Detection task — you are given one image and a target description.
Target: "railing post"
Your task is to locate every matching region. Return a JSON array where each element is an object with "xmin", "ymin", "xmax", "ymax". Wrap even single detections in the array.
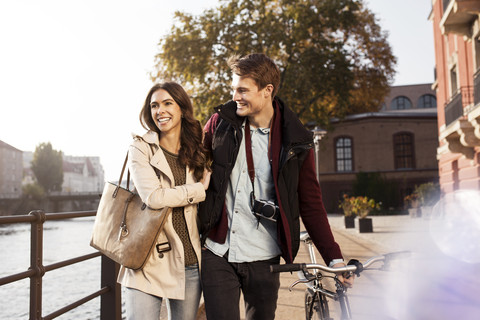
[
  {"xmin": 29, "ymin": 210, "xmax": 46, "ymax": 320},
  {"xmin": 100, "ymin": 255, "xmax": 121, "ymax": 319}
]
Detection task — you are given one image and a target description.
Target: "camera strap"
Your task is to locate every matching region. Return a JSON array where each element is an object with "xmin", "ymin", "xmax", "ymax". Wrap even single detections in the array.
[
  {"xmin": 244, "ymin": 118, "xmax": 256, "ymax": 198},
  {"xmin": 244, "ymin": 118, "xmax": 260, "ymax": 226}
]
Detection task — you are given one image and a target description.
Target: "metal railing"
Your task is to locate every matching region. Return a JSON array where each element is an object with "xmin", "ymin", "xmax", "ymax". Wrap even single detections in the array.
[
  {"xmin": 474, "ymin": 69, "xmax": 480, "ymax": 106},
  {"xmin": 444, "ymin": 86, "xmax": 473, "ymax": 126},
  {"xmin": 0, "ymin": 210, "xmax": 121, "ymax": 320}
]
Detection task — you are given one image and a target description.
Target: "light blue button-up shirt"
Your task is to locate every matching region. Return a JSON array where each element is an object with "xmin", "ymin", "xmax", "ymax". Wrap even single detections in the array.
[{"xmin": 206, "ymin": 121, "xmax": 281, "ymax": 262}]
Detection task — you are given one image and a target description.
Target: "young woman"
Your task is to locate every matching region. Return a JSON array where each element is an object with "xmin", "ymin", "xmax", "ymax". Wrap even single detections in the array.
[{"xmin": 117, "ymin": 82, "xmax": 211, "ymax": 320}]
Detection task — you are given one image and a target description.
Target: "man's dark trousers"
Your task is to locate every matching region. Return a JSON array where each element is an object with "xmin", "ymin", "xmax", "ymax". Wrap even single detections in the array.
[{"xmin": 201, "ymin": 248, "xmax": 280, "ymax": 320}]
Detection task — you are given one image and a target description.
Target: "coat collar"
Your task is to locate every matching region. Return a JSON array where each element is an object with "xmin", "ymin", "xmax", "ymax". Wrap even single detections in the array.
[
  {"xmin": 133, "ymin": 130, "xmax": 159, "ymax": 145},
  {"xmin": 132, "ymin": 131, "xmax": 176, "ymax": 186}
]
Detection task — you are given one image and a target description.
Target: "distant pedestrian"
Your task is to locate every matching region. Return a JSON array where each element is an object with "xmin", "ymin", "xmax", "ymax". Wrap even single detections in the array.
[{"xmin": 118, "ymin": 82, "xmax": 211, "ymax": 320}]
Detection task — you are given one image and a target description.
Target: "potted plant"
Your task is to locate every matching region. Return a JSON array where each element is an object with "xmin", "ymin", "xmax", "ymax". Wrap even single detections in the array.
[
  {"xmin": 339, "ymin": 194, "xmax": 355, "ymax": 228},
  {"xmin": 404, "ymin": 193, "xmax": 420, "ymax": 218},
  {"xmin": 350, "ymin": 196, "xmax": 380, "ymax": 233},
  {"xmin": 414, "ymin": 183, "xmax": 440, "ymax": 218}
]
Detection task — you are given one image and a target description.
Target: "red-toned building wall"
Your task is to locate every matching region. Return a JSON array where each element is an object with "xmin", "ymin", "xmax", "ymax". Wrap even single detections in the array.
[{"xmin": 430, "ymin": 0, "xmax": 480, "ymax": 194}]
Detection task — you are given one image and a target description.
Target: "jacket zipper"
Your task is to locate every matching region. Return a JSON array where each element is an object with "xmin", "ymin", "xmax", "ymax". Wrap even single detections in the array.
[{"xmin": 280, "ymin": 142, "xmax": 314, "ymax": 170}]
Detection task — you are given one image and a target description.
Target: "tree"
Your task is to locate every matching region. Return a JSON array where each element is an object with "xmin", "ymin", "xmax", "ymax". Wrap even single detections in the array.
[
  {"xmin": 152, "ymin": 0, "xmax": 396, "ymax": 125},
  {"xmin": 22, "ymin": 183, "xmax": 46, "ymax": 200},
  {"xmin": 31, "ymin": 142, "xmax": 63, "ymax": 193}
]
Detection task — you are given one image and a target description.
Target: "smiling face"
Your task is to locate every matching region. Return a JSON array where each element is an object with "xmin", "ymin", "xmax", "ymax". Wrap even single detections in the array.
[
  {"xmin": 150, "ymin": 89, "xmax": 182, "ymax": 136},
  {"xmin": 232, "ymin": 74, "xmax": 273, "ymax": 119}
]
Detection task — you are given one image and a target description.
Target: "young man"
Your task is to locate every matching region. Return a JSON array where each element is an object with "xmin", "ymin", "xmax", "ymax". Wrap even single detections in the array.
[{"xmin": 198, "ymin": 53, "xmax": 353, "ymax": 320}]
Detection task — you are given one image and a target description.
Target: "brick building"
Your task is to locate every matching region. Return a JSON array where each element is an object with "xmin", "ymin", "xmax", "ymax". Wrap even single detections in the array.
[
  {"xmin": 429, "ymin": 0, "xmax": 480, "ymax": 194},
  {"xmin": 314, "ymin": 84, "xmax": 439, "ymax": 212}
]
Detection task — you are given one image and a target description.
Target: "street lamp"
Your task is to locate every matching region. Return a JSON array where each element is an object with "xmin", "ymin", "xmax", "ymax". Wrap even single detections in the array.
[{"xmin": 312, "ymin": 127, "xmax": 327, "ymax": 182}]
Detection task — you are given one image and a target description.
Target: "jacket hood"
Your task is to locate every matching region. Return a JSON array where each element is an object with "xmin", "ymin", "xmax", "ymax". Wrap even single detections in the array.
[
  {"xmin": 214, "ymin": 100, "xmax": 242, "ymax": 126},
  {"xmin": 275, "ymin": 97, "xmax": 313, "ymax": 148}
]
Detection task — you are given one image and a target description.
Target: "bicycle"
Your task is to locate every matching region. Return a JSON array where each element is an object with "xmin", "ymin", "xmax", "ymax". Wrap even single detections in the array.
[{"xmin": 270, "ymin": 231, "xmax": 410, "ymax": 320}]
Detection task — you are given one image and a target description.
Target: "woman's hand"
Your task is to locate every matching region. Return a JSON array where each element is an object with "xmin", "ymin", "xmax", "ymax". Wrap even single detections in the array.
[{"xmin": 202, "ymin": 168, "xmax": 212, "ymax": 190}]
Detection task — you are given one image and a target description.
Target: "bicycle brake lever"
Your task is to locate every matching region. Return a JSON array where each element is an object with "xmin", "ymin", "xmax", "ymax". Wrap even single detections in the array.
[{"xmin": 288, "ymin": 279, "xmax": 311, "ymax": 291}]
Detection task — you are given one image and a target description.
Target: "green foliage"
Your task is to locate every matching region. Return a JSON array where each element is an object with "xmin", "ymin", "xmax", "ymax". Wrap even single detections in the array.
[
  {"xmin": 22, "ymin": 183, "xmax": 46, "ymax": 201},
  {"xmin": 153, "ymin": 0, "xmax": 396, "ymax": 125},
  {"xmin": 339, "ymin": 194, "xmax": 354, "ymax": 216},
  {"xmin": 339, "ymin": 194, "xmax": 381, "ymax": 218},
  {"xmin": 404, "ymin": 192, "xmax": 419, "ymax": 208},
  {"xmin": 413, "ymin": 182, "xmax": 440, "ymax": 206},
  {"xmin": 31, "ymin": 142, "xmax": 63, "ymax": 194},
  {"xmin": 353, "ymin": 172, "xmax": 398, "ymax": 208}
]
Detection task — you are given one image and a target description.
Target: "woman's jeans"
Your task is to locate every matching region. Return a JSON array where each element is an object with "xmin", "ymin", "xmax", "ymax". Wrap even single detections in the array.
[{"xmin": 125, "ymin": 264, "xmax": 201, "ymax": 320}]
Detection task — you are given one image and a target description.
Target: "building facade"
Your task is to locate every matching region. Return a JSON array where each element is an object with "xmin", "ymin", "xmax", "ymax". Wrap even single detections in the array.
[
  {"xmin": 0, "ymin": 140, "xmax": 23, "ymax": 198},
  {"xmin": 22, "ymin": 152, "xmax": 105, "ymax": 194},
  {"xmin": 430, "ymin": 0, "xmax": 480, "ymax": 194},
  {"xmin": 315, "ymin": 85, "xmax": 439, "ymax": 212},
  {"xmin": 62, "ymin": 156, "xmax": 105, "ymax": 193}
]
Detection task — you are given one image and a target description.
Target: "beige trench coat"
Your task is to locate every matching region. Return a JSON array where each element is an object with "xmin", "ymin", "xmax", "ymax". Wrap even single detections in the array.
[{"xmin": 117, "ymin": 131, "xmax": 205, "ymax": 299}]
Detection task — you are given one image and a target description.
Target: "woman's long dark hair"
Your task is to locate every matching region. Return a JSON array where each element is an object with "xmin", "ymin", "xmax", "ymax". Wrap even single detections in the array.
[{"xmin": 140, "ymin": 82, "xmax": 210, "ymax": 181}]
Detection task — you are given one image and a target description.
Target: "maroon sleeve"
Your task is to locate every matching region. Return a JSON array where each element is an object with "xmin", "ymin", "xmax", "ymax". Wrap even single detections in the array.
[
  {"xmin": 297, "ymin": 149, "xmax": 343, "ymax": 265},
  {"xmin": 203, "ymin": 113, "xmax": 220, "ymax": 151}
]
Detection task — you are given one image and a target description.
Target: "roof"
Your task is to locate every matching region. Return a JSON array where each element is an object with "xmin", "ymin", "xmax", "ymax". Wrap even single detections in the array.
[
  {"xmin": 0, "ymin": 140, "xmax": 23, "ymax": 152},
  {"xmin": 331, "ymin": 108, "xmax": 437, "ymax": 123},
  {"xmin": 63, "ymin": 157, "xmax": 98, "ymax": 176}
]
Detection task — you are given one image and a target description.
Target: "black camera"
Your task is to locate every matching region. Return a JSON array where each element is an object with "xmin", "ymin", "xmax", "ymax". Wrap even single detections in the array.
[{"xmin": 252, "ymin": 199, "xmax": 279, "ymax": 222}]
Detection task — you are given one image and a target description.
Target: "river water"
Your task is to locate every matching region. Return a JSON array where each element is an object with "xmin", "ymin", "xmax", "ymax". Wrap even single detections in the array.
[{"xmin": 0, "ymin": 217, "xmax": 118, "ymax": 319}]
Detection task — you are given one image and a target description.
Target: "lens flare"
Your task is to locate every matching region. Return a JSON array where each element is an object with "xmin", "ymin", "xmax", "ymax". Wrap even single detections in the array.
[{"xmin": 429, "ymin": 189, "xmax": 480, "ymax": 264}]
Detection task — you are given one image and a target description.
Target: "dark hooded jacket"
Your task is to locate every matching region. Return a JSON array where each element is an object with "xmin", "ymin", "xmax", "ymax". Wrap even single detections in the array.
[{"xmin": 198, "ymin": 97, "xmax": 342, "ymax": 264}]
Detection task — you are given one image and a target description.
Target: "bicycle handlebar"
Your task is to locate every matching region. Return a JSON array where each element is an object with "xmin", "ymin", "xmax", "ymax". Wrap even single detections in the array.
[
  {"xmin": 270, "ymin": 262, "xmax": 359, "ymax": 274},
  {"xmin": 270, "ymin": 263, "xmax": 306, "ymax": 273},
  {"xmin": 270, "ymin": 251, "xmax": 410, "ymax": 274}
]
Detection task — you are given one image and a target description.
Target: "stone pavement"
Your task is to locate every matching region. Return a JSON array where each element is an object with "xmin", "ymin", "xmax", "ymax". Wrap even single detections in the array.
[
  {"xmin": 273, "ymin": 214, "xmax": 480, "ymax": 320},
  {"xmin": 191, "ymin": 214, "xmax": 480, "ymax": 320}
]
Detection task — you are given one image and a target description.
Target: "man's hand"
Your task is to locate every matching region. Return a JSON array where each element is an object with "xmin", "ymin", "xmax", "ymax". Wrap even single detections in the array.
[{"xmin": 332, "ymin": 262, "xmax": 354, "ymax": 288}]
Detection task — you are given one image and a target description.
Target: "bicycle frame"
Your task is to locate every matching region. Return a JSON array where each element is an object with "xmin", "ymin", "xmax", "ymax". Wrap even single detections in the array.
[
  {"xmin": 277, "ymin": 232, "xmax": 410, "ymax": 320},
  {"xmin": 301, "ymin": 231, "xmax": 353, "ymax": 320}
]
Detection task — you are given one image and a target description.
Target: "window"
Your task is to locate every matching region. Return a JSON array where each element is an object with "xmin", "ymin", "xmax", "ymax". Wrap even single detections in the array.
[
  {"xmin": 417, "ymin": 94, "xmax": 437, "ymax": 108},
  {"xmin": 393, "ymin": 133, "xmax": 415, "ymax": 169},
  {"xmin": 335, "ymin": 137, "xmax": 353, "ymax": 172},
  {"xmin": 391, "ymin": 96, "xmax": 412, "ymax": 110},
  {"xmin": 450, "ymin": 65, "xmax": 458, "ymax": 94}
]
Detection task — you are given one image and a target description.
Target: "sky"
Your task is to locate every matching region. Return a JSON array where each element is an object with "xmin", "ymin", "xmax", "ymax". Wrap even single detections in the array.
[{"xmin": 0, "ymin": 0, "xmax": 435, "ymax": 181}]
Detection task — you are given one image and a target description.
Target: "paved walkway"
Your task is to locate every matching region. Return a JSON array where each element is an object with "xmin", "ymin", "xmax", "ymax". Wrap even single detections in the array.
[
  {"xmin": 274, "ymin": 214, "xmax": 480, "ymax": 320},
  {"xmin": 192, "ymin": 214, "xmax": 480, "ymax": 319}
]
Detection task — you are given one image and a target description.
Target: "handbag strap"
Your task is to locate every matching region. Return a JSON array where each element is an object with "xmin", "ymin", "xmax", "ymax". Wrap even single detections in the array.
[
  {"xmin": 118, "ymin": 143, "xmax": 168, "ymax": 238},
  {"xmin": 116, "ymin": 143, "xmax": 158, "ymax": 198},
  {"xmin": 113, "ymin": 153, "xmax": 129, "ymax": 197}
]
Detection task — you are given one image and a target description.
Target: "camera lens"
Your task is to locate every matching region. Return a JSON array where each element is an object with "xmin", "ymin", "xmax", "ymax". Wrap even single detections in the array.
[{"xmin": 261, "ymin": 204, "xmax": 276, "ymax": 218}]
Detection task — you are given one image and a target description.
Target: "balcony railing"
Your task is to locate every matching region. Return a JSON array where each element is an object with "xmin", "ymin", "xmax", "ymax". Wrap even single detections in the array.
[
  {"xmin": 474, "ymin": 69, "xmax": 480, "ymax": 106},
  {"xmin": 444, "ymin": 86, "xmax": 473, "ymax": 126}
]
